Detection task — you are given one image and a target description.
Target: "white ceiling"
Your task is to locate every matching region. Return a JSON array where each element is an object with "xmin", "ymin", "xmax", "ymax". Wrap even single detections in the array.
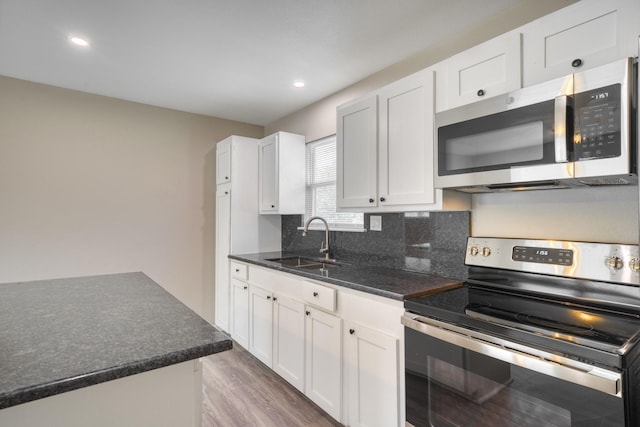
[{"xmin": 0, "ymin": 0, "xmax": 529, "ymax": 126}]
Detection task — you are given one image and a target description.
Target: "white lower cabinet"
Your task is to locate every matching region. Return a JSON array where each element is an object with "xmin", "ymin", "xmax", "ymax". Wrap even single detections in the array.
[
  {"xmin": 305, "ymin": 307, "xmax": 343, "ymax": 421},
  {"xmin": 273, "ymin": 295, "xmax": 306, "ymax": 393},
  {"xmin": 345, "ymin": 321, "xmax": 399, "ymax": 427},
  {"xmin": 248, "ymin": 285, "xmax": 273, "ymax": 367},
  {"xmin": 230, "ymin": 278, "xmax": 249, "ymax": 349},
  {"xmin": 239, "ymin": 263, "xmax": 403, "ymax": 425}
]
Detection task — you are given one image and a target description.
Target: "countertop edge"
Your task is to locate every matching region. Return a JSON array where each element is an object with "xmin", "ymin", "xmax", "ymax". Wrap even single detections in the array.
[
  {"xmin": 229, "ymin": 253, "xmax": 464, "ymax": 301},
  {"xmin": 0, "ymin": 339, "xmax": 232, "ymax": 410}
]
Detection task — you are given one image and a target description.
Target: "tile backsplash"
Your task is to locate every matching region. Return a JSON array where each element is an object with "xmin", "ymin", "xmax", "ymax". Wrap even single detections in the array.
[{"xmin": 282, "ymin": 211, "xmax": 470, "ymax": 280}]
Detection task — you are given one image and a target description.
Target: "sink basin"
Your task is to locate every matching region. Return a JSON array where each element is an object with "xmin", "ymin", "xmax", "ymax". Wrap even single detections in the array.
[{"xmin": 266, "ymin": 256, "xmax": 341, "ymax": 270}]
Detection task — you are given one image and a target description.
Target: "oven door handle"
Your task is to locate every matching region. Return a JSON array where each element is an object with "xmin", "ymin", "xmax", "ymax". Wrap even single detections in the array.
[{"xmin": 402, "ymin": 313, "xmax": 622, "ymax": 397}]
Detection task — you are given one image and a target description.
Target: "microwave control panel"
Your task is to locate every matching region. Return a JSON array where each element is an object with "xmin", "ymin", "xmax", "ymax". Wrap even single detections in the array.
[{"xmin": 573, "ymin": 83, "xmax": 621, "ymax": 161}]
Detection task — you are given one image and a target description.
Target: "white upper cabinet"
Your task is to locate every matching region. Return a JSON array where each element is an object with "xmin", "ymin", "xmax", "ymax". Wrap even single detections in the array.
[
  {"xmin": 435, "ymin": 32, "xmax": 522, "ymax": 112},
  {"xmin": 337, "ymin": 68, "xmax": 467, "ymax": 213},
  {"xmin": 336, "ymin": 94, "xmax": 378, "ymax": 210},
  {"xmin": 259, "ymin": 131, "xmax": 306, "ymax": 215},
  {"xmin": 522, "ymin": 0, "xmax": 640, "ymax": 86},
  {"xmin": 378, "ymin": 69, "xmax": 436, "ymax": 207},
  {"xmin": 216, "ymin": 139, "xmax": 231, "ymax": 185}
]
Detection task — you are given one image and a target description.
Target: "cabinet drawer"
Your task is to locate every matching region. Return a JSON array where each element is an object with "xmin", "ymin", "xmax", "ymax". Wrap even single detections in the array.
[
  {"xmin": 302, "ymin": 281, "xmax": 336, "ymax": 312},
  {"xmin": 230, "ymin": 262, "xmax": 248, "ymax": 280}
]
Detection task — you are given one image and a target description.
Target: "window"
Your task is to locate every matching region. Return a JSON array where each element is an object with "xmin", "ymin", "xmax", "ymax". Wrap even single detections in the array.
[{"xmin": 305, "ymin": 135, "xmax": 364, "ymax": 230}]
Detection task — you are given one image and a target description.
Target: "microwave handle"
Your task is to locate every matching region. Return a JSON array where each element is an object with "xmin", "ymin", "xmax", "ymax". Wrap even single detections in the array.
[{"xmin": 554, "ymin": 95, "xmax": 569, "ymax": 163}]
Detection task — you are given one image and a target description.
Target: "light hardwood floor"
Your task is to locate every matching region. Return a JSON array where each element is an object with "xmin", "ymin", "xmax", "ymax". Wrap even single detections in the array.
[{"xmin": 202, "ymin": 343, "xmax": 344, "ymax": 427}]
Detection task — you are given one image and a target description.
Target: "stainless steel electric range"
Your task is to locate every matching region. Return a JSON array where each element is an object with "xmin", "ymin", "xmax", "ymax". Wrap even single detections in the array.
[{"xmin": 403, "ymin": 237, "xmax": 640, "ymax": 427}]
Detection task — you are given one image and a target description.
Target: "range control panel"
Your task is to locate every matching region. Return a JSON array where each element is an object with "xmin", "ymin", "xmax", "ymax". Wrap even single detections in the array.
[
  {"xmin": 512, "ymin": 246, "xmax": 573, "ymax": 266},
  {"xmin": 466, "ymin": 237, "xmax": 640, "ymax": 285}
]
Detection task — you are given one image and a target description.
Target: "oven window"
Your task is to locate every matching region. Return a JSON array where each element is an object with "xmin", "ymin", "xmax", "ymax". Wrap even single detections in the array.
[{"xmin": 405, "ymin": 329, "xmax": 624, "ymax": 427}]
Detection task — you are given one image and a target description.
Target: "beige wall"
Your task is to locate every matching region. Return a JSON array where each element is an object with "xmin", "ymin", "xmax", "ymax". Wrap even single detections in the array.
[
  {"xmin": 266, "ymin": 0, "xmax": 578, "ymax": 142},
  {"xmin": 0, "ymin": 76, "xmax": 263, "ymax": 321}
]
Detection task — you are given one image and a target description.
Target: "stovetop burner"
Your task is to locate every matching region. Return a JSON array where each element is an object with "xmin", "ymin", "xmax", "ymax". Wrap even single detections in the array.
[
  {"xmin": 405, "ymin": 238, "xmax": 640, "ymax": 369},
  {"xmin": 463, "ymin": 286, "xmax": 640, "ymax": 352},
  {"xmin": 405, "ymin": 284, "xmax": 640, "ymax": 368}
]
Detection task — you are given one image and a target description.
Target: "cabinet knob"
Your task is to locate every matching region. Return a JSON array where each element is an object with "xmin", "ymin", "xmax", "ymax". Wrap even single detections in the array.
[
  {"xmin": 224, "ymin": 176, "xmax": 229, "ymax": 180},
  {"xmin": 267, "ymin": 296, "xmax": 271, "ymax": 300},
  {"xmin": 273, "ymin": 297, "xmax": 277, "ymax": 302},
  {"xmin": 243, "ymin": 286, "xmax": 247, "ymax": 290},
  {"xmin": 235, "ymin": 268, "xmax": 240, "ymax": 272},
  {"xmin": 313, "ymin": 291, "xmax": 318, "ymax": 297},
  {"xmin": 477, "ymin": 89, "xmax": 485, "ymax": 97},
  {"xmin": 224, "ymin": 191, "xmax": 229, "ymax": 195},
  {"xmin": 571, "ymin": 58, "xmax": 583, "ymax": 68},
  {"xmin": 369, "ymin": 198, "xmax": 374, "ymax": 203},
  {"xmin": 380, "ymin": 197, "xmax": 386, "ymax": 202},
  {"xmin": 271, "ymin": 205, "xmax": 275, "ymax": 208},
  {"xmin": 306, "ymin": 310, "xmax": 310, "ymax": 316},
  {"xmin": 349, "ymin": 329, "xmax": 355, "ymax": 335}
]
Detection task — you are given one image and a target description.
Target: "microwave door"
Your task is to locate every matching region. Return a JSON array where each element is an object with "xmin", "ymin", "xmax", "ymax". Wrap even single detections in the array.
[{"xmin": 435, "ymin": 76, "xmax": 573, "ymax": 190}]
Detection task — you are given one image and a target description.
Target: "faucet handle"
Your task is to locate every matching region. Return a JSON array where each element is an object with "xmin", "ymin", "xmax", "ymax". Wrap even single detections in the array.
[{"xmin": 319, "ymin": 241, "xmax": 328, "ymax": 254}]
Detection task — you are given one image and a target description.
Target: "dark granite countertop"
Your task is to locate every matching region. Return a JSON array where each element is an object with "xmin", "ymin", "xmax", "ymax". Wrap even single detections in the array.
[
  {"xmin": 0, "ymin": 272, "xmax": 231, "ymax": 410},
  {"xmin": 229, "ymin": 252, "xmax": 463, "ymax": 301}
]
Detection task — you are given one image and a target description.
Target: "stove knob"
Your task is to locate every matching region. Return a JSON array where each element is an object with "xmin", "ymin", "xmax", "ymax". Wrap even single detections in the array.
[
  {"xmin": 629, "ymin": 258, "xmax": 640, "ymax": 272},
  {"xmin": 482, "ymin": 247, "xmax": 492, "ymax": 257},
  {"xmin": 469, "ymin": 246, "xmax": 479, "ymax": 256},
  {"xmin": 605, "ymin": 256, "xmax": 623, "ymax": 270}
]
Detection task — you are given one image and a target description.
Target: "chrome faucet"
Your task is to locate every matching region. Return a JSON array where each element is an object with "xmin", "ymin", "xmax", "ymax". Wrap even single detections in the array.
[{"xmin": 302, "ymin": 216, "xmax": 331, "ymax": 260}]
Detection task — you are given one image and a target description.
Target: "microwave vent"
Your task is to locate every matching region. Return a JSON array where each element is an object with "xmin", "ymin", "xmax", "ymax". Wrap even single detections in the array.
[{"xmin": 578, "ymin": 175, "xmax": 638, "ymax": 186}]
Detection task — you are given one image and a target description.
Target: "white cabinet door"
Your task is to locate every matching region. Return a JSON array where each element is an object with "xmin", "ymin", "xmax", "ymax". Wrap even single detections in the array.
[
  {"xmin": 273, "ymin": 295, "xmax": 305, "ymax": 393},
  {"xmin": 214, "ymin": 185, "xmax": 231, "ymax": 332},
  {"xmin": 249, "ymin": 285, "xmax": 273, "ymax": 367},
  {"xmin": 305, "ymin": 307, "xmax": 342, "ymax": 421},
  {"xmin": 345, "ymin": 321, "xmax": 400, "ymax": 427},
  {"xmin": 258, "ymin": 132, "xmax": 305, "ymax": 214},
  {"xmin": 378, "ymin": 68, "xmax": 436, "ymax": 207},
  {"xmin": 436, "ymin": 32, "xmax": 521, "ymax": 112},
  {"xmin": 216, "ymin": 139, "xmax": 231, "ymax": 185},
  {"xmin": 522, "ymin": 0, "xmax": 639, "ymax": 86},
  {"xmin": 336, "ymin": 94, "xmax": 378, "ymax": 210},
  {"xmin": 230, "ymin": 278, "xmax": 249, "ymax": 349},
  {"xmin": 258, "ymin": 133, "xmax": 278, "ymax": 213}
]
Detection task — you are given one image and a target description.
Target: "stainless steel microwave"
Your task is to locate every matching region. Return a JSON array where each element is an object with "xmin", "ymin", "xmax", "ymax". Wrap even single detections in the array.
[{"xmin": 435, "ymin": 57, "xmax": 637, "ymax": 192}]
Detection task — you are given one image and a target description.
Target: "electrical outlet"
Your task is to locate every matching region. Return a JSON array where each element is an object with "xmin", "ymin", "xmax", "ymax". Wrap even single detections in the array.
[{"xmin": 370, "ymin": 215, "xmax": 382, "ymax": 231}]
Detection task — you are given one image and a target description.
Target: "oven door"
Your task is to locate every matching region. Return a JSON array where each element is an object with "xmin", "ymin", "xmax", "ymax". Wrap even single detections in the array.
[
  {"xmin": 435, "ymin": 74, "xmax": 574, "ymax": 191},
  {"xmin": 402, "ymin": 314, "xmax": 625, "ymax": 427}
]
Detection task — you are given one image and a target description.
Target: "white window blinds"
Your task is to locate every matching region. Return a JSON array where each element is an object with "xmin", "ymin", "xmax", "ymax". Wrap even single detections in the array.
[{"xmin": 305, "ymin": 135, "xmax": 364, "ymax": 230}]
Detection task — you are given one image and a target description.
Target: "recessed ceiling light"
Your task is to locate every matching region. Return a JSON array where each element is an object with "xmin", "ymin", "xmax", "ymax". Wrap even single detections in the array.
[
  {"xmin": 69, "ymin": 36, "xmax": 90, "ymax": 47},
  {"xmin": 293, "ymin": 81, "xmax": 305, "ymax": 88}
]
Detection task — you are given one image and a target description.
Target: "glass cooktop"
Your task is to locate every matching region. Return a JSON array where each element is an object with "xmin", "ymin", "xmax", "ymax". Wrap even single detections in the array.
[{"xmin": 405, "ymin": 284, "xmax": 640, "ymax": 368}]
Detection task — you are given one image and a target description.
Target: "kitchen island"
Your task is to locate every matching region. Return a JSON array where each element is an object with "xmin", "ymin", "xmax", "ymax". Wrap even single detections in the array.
[{"xmin": 0, "ymin": 272, "xmax": 231, "ymax": 426}]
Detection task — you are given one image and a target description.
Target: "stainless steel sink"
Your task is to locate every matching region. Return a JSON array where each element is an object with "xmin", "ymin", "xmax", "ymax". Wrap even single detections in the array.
[{"xmin": 266, "ymin": 256, "xmax": 341, "ymax": 270}]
